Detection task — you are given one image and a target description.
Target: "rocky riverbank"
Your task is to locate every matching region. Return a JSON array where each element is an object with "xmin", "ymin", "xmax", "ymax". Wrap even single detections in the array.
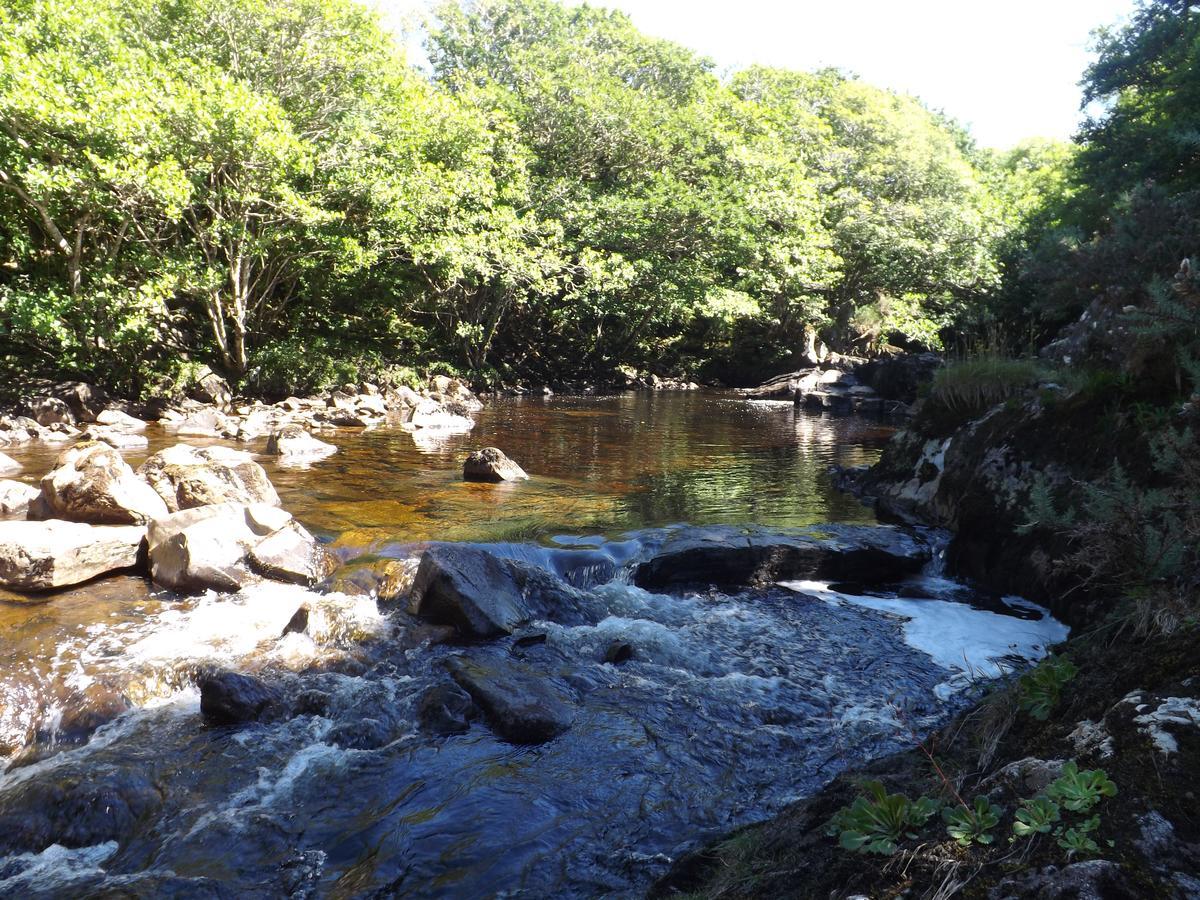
[{"xmin": 657, "ymin": 339, "xmax": 1200, "ymax": 896}]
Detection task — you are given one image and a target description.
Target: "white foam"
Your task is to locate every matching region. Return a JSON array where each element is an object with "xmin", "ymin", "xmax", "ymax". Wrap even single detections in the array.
[
  {"xmin": 779, "ymin": 580, "xmax": 1069, "ymax": 682},
  {"xmin": 0, "ymin": 841, "xmax": 118, "ymax": 893}
]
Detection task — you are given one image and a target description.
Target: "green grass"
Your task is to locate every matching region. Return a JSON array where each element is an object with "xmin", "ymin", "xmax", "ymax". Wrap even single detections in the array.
[{"xmin": 927, "ymin": 357, "xmax": 1046, "ymax": 420}]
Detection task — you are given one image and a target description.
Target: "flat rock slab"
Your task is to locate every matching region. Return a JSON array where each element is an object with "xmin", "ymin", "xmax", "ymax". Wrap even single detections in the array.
[
  {"xmin": 0, "ymin": 520, "xmax": 145, "ymax": 590},
  {"xmin": 630, "ymin": 524, "xmax": 929, "ymax": 590},
  {"xmin": 445, "ymin": 656, "xmax": 574, "ymax": 744}
]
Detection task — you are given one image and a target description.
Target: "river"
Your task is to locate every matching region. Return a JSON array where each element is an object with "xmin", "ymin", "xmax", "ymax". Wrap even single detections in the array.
[{"xmin": 0, "ymin": 392, "xmax": 1067, "ymax": 897}]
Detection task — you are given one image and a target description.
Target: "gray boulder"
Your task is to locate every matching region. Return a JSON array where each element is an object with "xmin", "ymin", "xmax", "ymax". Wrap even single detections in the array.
[
  {"xmin": 445, "ymin": 657, "xmax": 574, "ymax": 744},
  {"xmin": 198, "ymin": 670, "xmax": 279, "ymax": 725},
  {"xmin": 80, "ymin": 425, "xmax": 149, "ymax": 450},
  {"xmin": 463, "ymin": 447, "xmax": 528, "ymax": 482},
  {"xmin": 0, "ymin": 520, "xmax": 144, "ymax": 590},
  {"xmin": 248, "ymin": 521, "xmax": 336, "ymax": 586},
  {"xmin": 0, "ymin": 452, "xmax": 21, "ymax": 475},
  {"xmin": 38, "ymin": 442, "xmax": 168, "ymax": 525},
  {"xmin": 411, "ymin": 545, "xmax": 532, "ymax": 638},
  {"xmin": 146, "ymin": 502, "xmax": 293, "ymax": 593},
  {"xmin": 139, "ymin": 444, "xmax": 280, "ymax": 512},
  {"xmin": 189, "ymin": 365, "xmax": 233, "ymax": 411},
  {"xmin": 95, "ymin": 409, "xmax": 147, "ymax": 431}
]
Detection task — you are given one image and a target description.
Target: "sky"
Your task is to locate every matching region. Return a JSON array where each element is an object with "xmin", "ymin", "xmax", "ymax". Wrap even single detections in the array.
[{"xmin": 368, "ymin": 0, "xmax": 1135, "ymax": 148}]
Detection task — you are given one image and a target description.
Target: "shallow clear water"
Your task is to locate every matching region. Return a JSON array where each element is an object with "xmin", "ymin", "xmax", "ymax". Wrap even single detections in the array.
[{"xmin": 0, "ymin": 393, "xmax": 1066, "ymax": 898}]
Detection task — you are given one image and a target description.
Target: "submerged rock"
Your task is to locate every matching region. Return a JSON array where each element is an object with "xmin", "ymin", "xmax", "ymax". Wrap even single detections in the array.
[
  {"xmin": 416, "ymin": 681, "xmax": 480, "ymax": 735},
  {"xmin": 139, "ymin": 444, "xmax": 280, "ymax": 512},
  {"xmin": 631, "ymin": 524, "xmax": 929, "ymax": 590},
  {"xmin": 0, "ymin": 520, "xmax": 144, "ymax": 590},
  {"xmin": 198, "ymin": 670, "xmax": 279, "ymax": 725},
  {"xmin": 37, "ymin": 442, "xmax": 168, "ymax": 525},
  {"xmin": 463, "ymin": 447, "xmax": 528, "ymax": 482},
  {"xmin": 444, "ymin": 657, "xmax": 574, "ymax": 744}
]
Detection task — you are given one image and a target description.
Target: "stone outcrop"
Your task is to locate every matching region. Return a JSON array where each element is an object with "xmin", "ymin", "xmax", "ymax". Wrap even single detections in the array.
[
  {"xmin": 0, "ymin": 520, "xmax": 144, "ymax": 590},
  {"xmin": 37, "ymin": 442, "xmax": 168, "ymax": 525},
  {"xmin": 463, "ymin": 447, "xmax": 528, "ymax": 482},
  {"xmin": 139, "ymin": 444, "xmax": 279, "ymax": 512},
  {"xmin": 444, "ymin": 656, "xmax": 575, "ymax": 744}
]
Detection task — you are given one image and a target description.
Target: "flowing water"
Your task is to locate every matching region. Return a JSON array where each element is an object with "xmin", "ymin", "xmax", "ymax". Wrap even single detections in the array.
[{"xmin": 0, "ymin": 393, "xmax": 1067, "ymax": 898}]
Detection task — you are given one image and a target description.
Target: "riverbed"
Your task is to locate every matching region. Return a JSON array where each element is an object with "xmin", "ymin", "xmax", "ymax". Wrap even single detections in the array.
[{"xmin": 0, "ymin": 392, "xmax": 1067, "ymax": 897}]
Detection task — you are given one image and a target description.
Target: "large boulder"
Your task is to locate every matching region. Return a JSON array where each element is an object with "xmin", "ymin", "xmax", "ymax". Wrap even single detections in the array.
[
  {"xmin": 463, "ymin": 447, "xmax": 528, "ymax": 483},
  {"xmin": 146, "ymin": 502, "xmax": 293, "ymax": 593},
  {"xmin": 172, "ymin": 407, "xmax": 234, "ymax": 438},
  {"xmin": 48, "ymin": 381, "xmax": 108, "ymax": 423},
  {"xmin": 139, "ymin": 445, "xmax": 280, "ymax": 512},
  {"xmin": 410, "ymin": 545, "xmax": 594, "ymax": 639},
  {"xmin": 630, "ymin": 524, "xmax": 930, "ymax": 590},
  {"xmin": 410, "ymin": 545, "xmax": 532, "ymax": 638},
  {"xmin": 444, "ymin": 657, "xmax": 574, "ymax": 744},
  {"xmin": 38, "ymin": 442, "xmax": 168, "ymax": 525},
  {"xmin": 0, "ymin": 520, "xmax": 144, "ymax": 590},
  {"xmin": 24, "ymin": 396, "xmax": 73, "ymax": 427},
  {"xmin": 265, "ymin": 425, "xmax": 336, "ymax": 460},
  {"xmin": 247, "ymin": 521, "xmax": 336, "ymax": 586},
  {"xmin": 95, "ymin": 409, "xmax": 147, "ymax": 432},
  {"xmin": 79, "ymin": 424, "xmax": 149, "ymax": 450}
]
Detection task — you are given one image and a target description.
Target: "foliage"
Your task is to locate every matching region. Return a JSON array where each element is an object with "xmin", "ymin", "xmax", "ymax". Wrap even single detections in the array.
[
  {"xmin": 1012, "ymin": 796, "xmax": 1062, "ymax": 837},
  {"xmin": 942, "ymin": 795, "xmax": 1002, "ymax": 847},
  {"xmin": 826, "ymin": 781, "xmax": 940, "ymax": 855},
  {"xmin": 925, "ymin": 357, "xmax": 1044, "ymax": 420},
  {"xmin": 1056, "ymin": 815, "xmax": 1103, "ymax": 857},
  {"xmin": 1046, "ymin": 762, "xmax": 1118, "ymax": 813},
  {"xmin": 1016, "ymin": 656, "xmax": 1079, "ymax": 721}
]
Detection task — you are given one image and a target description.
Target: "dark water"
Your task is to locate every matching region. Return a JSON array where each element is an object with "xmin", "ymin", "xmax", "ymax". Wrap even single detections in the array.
[{"xmin": 0, "ymin": 393, "xmax": 1065, "ymax": 898}]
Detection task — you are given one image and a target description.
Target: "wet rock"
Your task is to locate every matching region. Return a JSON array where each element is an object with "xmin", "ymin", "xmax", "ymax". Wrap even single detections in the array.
[
  {"xmin": 0, "ymin": 769, "xmax": 162, "ymax": 854},
  {"xmin": 0, "ymin": 480, "xmax": 39, "ymax": 518},
  {"xmin": 982, "ymin": 756, "xmax": 1064, "ymax": 798},
  {"xmin": 0, "ymin": 520, "xmax": 144, "ymax": 590},
  {"xmin": 416, "ymin": 682, "xmax": 479, "ymax": 735},
  {"xmin": 631, "ymin": 524, "xmax": 929, "ymax": 590},
  {"xmin": 603, "ymin": 641, "xmax": 634, "ymax": 664},
  {"xmin": 463, "ymin": 447, "xmax": 528, "ymax": 482},
  {"xmin": 38, "ymin": 442, "xmax": 168, "ymax": 525},
  {"xmin": 146, "ymin": 502, "xmax": 293, "ymax": 593},
  {"xmin": 139, "ymin": 444, "xmax": 280, "ymax": 512},
  {"xmin": 0, "ymin": 452, "xmax": 20, "ymax": 475},
  {"xmin": 198, "ymin": 670, "xmax": 279, "ymax": 725},
  {"xmin": 410, "ymin": 545, "xmax": 533, "ymax": 638},
  {"xmin": 444, "ymin": 657, "xmax": 574, "ymax": 744},
  {"xmin": 280, "ymin": 605, "xmax": 309, "ymax": 637},
  {"xmin": 80, "ymin": 424, "xmax": 149, "ymax": 450},
  {"xmin": 327, "ymin": 716, "xmax": 394, "ymax": 749},
  {"xmin": 265, "ymin": 425, "xmax": 337, "ymax": 459},
  {"xmin": 248, "ymin": 522, "xmax": 336, "ymax": 586},
  {"xmin": 95, "ymin": 408, "xmax": 147, "ymax": 431}
]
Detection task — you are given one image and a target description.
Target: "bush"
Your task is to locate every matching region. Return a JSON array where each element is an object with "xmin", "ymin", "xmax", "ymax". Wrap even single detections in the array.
[{"xmin": 244, "ymin": 337, "xmax": 427, "ymax": 397}]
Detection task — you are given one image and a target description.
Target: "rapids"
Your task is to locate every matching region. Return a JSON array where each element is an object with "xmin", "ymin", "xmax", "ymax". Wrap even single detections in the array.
[{"xmin": 0, "ymin": 393, "xmax": 1066, "ymax": 897}]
